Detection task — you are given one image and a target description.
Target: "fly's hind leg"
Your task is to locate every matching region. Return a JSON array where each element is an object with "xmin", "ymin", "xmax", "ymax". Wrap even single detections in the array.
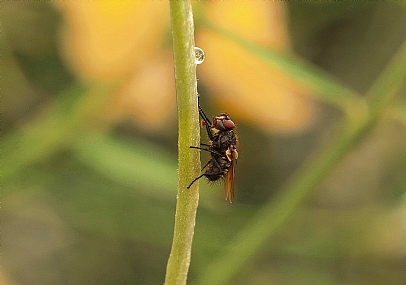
[{"xmin": 187, "ymin": 174, "xmax": 205, "ymax": 189}]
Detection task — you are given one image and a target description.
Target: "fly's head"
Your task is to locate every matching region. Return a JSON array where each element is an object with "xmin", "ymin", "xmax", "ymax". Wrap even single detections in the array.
[{"xmin": 212, "ymin": 114, "xmax": 235, "ymax": 131}]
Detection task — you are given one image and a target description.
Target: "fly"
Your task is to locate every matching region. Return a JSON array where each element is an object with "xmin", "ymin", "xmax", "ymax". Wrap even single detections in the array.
[{"xmin": 187, "ymin": 105, "xmax": 238, "ymax": 203}]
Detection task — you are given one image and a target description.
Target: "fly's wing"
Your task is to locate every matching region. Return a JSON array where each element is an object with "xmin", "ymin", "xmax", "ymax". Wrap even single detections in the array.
[
  {"xmin": 224, "ymin": 146, "xmax": 238, "ymax": 203},
  {"xmin": 224, "ymin": 159, "xmax": 235, "ymax": 203}
]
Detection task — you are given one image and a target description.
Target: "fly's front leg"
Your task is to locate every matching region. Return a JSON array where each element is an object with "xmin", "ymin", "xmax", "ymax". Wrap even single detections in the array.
[{"xmin": 198, "ymin": 104, "xmax": 215, "ymax": 141}]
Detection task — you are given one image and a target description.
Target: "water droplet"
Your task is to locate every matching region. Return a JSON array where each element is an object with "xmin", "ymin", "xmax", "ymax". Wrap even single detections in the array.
[{"xmin": 194, "ymin": 47, "xmax": 205, "ymax": 65}]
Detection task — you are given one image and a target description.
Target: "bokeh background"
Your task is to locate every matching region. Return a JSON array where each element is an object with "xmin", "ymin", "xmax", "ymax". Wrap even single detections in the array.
[{"xmin": 2, "ymin": 1, "xmax": 406, "ymax": 284}]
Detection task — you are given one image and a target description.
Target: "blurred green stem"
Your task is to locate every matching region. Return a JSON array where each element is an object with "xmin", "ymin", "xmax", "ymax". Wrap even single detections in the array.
[
  {"xmin": 2, "ymin": 84, "xmax": 114, "ymax": 187},
  {"xmin": 205, "ymin": 22, "xmax": 363, "ymax": 112},
  {"xmin": 198, "ymin": 40, "xmax": 406, "ymax": 285},
  {"xmin": 164, "ymin": 1, "xmax": 200, "ymax": 285}
]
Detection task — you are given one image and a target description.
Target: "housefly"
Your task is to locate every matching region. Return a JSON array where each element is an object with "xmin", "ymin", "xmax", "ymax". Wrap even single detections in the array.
[{"xmin": 187, "ymin": 105, "xmax": 238, "ymax": 203}]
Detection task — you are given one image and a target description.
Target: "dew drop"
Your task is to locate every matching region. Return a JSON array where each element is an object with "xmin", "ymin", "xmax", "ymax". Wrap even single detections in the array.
[{"xmin": 194, "ymin": 47, "xmax": 205, "ymax": 64}]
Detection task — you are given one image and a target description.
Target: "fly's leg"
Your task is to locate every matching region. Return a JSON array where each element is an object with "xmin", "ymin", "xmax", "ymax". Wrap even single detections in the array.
[
  {"xmin": 186, "ymin": 174, "xmax": 205, "ymax": 189},
  {"xmin": 189, "ymin": 146, "xmax": 223, "ymax": 157},
  {"xmin": 198, "ymin": 104, "xmax": 215, "ymax": 141},
  {"xmin": 201, "ymin": 159, "xmax": 211, "ymax": 171},
  {"xmin": 198, "ymin": 104, "xmax": 212, "ymax": 126}
]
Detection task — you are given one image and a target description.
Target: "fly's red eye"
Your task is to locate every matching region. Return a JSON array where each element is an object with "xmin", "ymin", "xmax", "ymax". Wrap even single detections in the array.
[{"xmin": 223, "ymin": 119, "xmax": 235, "ymax": 129}]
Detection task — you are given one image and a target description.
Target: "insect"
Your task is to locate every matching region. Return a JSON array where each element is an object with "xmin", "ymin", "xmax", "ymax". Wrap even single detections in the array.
[{"xmin": 187, "ymin": 105, "xmax": 238, "ymax": 203}]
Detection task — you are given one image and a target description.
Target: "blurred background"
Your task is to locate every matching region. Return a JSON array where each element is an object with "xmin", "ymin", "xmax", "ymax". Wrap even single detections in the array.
[{"xmin": 2, "ymin": 1, "xmax": 406, "ymax": 284}]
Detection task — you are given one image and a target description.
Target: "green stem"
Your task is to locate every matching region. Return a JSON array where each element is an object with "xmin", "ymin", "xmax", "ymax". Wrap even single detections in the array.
[
  {"xmin": 164, "ymin": 1, "xmax": 200, "ymax": 285},
  {"xmin": 197, "ymin": 40, "xmax": 406, "ymax": 285}
]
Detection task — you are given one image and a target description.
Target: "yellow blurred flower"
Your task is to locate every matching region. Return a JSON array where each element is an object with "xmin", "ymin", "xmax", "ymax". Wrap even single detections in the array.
[
  {"xmin": 196, "ymin": 2, "xmax": 313, "ymax": 133},
  {"xmin": 55, "ymin": 1, "xmax": 173, "ymax": 131},
  {"xmin": 55, "ymin": 1, "xmax": 313, "ymax": 133}
]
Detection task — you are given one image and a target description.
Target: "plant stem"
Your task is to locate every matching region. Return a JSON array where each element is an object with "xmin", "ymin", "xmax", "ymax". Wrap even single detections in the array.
[{"xmin": 164, "ymin": 1, "xmax": 200, "ymax": 285}]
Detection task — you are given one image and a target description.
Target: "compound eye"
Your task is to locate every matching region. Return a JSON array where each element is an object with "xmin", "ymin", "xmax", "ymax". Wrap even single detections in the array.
[{"xmin": 223, "ymin": 119, "xmax": 235, "ymax": 129}]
